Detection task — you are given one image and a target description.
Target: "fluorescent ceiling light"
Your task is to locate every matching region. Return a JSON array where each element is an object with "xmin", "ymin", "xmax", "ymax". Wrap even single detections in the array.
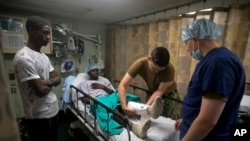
[
  {"xmin": 200, "ymin": 8, "xmax": 213, "ymax": 12},
  {"xmin": 186, "ymin": 11, "xmax": 196, "ymax": 15}
]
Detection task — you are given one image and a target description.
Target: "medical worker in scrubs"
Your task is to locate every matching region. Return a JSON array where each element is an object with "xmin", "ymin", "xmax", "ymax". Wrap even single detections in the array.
[{"xmin": 175, "ymin": 18, "xmax": 246, "ymax": 141}]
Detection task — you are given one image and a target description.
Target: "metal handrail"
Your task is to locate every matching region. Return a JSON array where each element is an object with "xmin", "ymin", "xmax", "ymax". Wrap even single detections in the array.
[
  {"xmin": 70, "ymin": 85, "xmax": 130, "ymax": 141},
  {"xmin": 114, "ymin": 79, "xmax": 183, "ymax": 103}
]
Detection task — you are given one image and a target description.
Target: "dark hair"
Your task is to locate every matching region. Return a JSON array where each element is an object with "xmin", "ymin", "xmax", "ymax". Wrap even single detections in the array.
[
  {"xmin": 26, "ymin": 16, "xmax": 49, "ymax": 33},
  {"xmin": 151, "ymin": 47, "xmax": 170, "ymax": 67}
]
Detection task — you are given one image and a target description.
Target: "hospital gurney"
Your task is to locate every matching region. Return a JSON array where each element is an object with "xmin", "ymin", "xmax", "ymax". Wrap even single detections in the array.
[{"xmin": 67, "ymin": 73, "xmax": 179, "ymax": 141}]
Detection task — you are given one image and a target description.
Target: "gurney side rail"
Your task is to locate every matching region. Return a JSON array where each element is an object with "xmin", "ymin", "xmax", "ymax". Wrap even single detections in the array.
[
  {"xmin": 114, "ymin": 80, "xmax": 182, "ymax": 103},
  {"xmin": 70, "ymin": 85, "xmax": 131, "ymax": 141}
]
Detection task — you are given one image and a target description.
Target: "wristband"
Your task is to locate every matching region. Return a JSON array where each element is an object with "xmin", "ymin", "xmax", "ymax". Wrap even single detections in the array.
[{"xmin": 49, "ymin": 78, "xmax": 55, "ymax": 86}]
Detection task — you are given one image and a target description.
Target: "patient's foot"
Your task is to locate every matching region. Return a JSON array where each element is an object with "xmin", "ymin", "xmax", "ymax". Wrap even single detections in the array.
[
  {"xmin": 132, "ymin": 120, "xmax": 151, "ymax": 139},
  {"xmin": 147, "ymin": 96, "xmax": 162, "ymax": 119}
]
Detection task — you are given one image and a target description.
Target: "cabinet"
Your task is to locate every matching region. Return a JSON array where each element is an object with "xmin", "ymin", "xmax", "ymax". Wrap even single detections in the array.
[{"xmin": 0, "ymin": 15, "xmax": 52, "ymax": 54}]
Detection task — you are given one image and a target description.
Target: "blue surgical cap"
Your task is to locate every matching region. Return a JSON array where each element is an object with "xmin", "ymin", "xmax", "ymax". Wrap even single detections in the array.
[
  {"xmin": 86, "ymin": 63, "xmax": 100, "ymax": 73},
  {"xmin": 181, "ymin": 18, "xmax": 221, "ymax": 42}
]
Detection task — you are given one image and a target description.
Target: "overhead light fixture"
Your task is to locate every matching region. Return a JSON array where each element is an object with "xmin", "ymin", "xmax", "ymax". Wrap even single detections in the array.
[
  {"xmin": 200, "ymin": 8, "xmax": 213, "ymax": 12},
  {"xmin": 186, "ymin": 11, "xmax": 196, "ymax": 15}
]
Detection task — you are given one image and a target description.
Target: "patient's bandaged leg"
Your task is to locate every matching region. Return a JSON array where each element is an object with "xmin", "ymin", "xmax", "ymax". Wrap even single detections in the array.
[
  {"xmin": 128, "ymin": 96, "xmax": 162, "ymax": 124},
  {"xmin": 127, "ymin": 101, "xmax": 150, "ymax": 124}
]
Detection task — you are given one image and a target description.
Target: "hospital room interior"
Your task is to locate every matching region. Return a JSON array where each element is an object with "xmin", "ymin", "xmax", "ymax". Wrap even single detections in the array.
[{"xmin": 1, "ymin": 0, "xmax": 250, "ymax": 141}]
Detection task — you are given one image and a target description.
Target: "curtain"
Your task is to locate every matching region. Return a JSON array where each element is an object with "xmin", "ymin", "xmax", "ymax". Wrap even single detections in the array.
[
  {"xmin": 106, "ymin": 3, "xmax": 250, "ymax": 100},
  {"xmin": 224, "ymin": 4, "xmax": 250, "ymax": 83}
]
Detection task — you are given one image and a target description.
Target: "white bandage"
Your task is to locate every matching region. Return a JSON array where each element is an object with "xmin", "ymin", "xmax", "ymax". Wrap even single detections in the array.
[{"xmin": 127, "ymin": 101, "xmax": 151, "ymax": 123}]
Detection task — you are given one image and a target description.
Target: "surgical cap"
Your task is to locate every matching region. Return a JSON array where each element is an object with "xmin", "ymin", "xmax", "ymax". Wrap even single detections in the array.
[
  {"xmin": 181, "ymin": 18, "xmax": 221, "ymax": 42},
  {"xmin": 86, "ymin": 63, "xmax": 100, "ymax": 73}
]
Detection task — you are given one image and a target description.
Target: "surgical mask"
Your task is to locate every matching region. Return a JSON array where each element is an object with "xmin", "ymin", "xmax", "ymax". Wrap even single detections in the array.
[{"xmin": 191, "ymin": 41, "xmax": 202, "ymax": 61}]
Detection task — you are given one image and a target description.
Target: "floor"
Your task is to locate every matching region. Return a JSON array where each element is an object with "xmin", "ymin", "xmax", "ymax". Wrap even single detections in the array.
[
  {"xmin": 18, "ymin": 109, "xmax": 90, "ymax": 141},
  {"xmin": 57, "ymin": 109, "xmax": 89, "ymax": 141}
]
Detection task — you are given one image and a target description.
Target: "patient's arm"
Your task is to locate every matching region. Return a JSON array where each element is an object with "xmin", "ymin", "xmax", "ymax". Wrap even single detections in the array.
[
  {"xmin": 80, "ymin": 97, "xmax": 92, "ymax": 104},
  {"xmin": 91, "ymin": 83, "xmax": 114, "ymax": 94}
]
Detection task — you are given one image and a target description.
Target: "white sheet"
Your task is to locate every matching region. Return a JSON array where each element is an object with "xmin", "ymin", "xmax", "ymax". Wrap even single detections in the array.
[
  {"xmin": 239, "ymin": 95, "xmax": 250, "ymax": 114},
  {"xmin": 70, "ymin": 73, "xmax": 180, "ymax": 141},
  {"xmin": 111, "ymin": 117, "xmax": 179, "ymax": 141}
]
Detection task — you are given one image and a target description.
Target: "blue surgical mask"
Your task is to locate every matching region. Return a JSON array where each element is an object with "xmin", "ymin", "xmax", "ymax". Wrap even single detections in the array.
[
  {"xmin": 192, "ymin": 49, "xmax": 202, "ymax": 61},
  {"xmin": 191, "ymin": 41, "xmax": 202, "ymax": 61}
]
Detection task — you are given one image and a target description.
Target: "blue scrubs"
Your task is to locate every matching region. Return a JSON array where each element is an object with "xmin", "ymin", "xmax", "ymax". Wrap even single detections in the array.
[{"xmin": 180, "ymin": 47, "xmax": 246, "ymax": 141}]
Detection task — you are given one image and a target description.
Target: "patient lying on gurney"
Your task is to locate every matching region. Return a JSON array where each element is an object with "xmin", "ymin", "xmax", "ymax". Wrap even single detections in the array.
[{"xmin": 77, "ymin": 64, "xmax": 163, "ymax": 138}]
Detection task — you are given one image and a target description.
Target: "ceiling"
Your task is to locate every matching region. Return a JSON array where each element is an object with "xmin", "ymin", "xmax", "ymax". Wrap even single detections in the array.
[{"xmin": 0, "ymin": 0, "xmax": 249, "ymax": 24}]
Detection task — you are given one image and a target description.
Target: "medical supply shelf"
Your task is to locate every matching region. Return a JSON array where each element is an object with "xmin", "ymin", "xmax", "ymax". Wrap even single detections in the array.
[{"xmin": 0, "ymin": 15, "xmax": 52, "ymax": 54}]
